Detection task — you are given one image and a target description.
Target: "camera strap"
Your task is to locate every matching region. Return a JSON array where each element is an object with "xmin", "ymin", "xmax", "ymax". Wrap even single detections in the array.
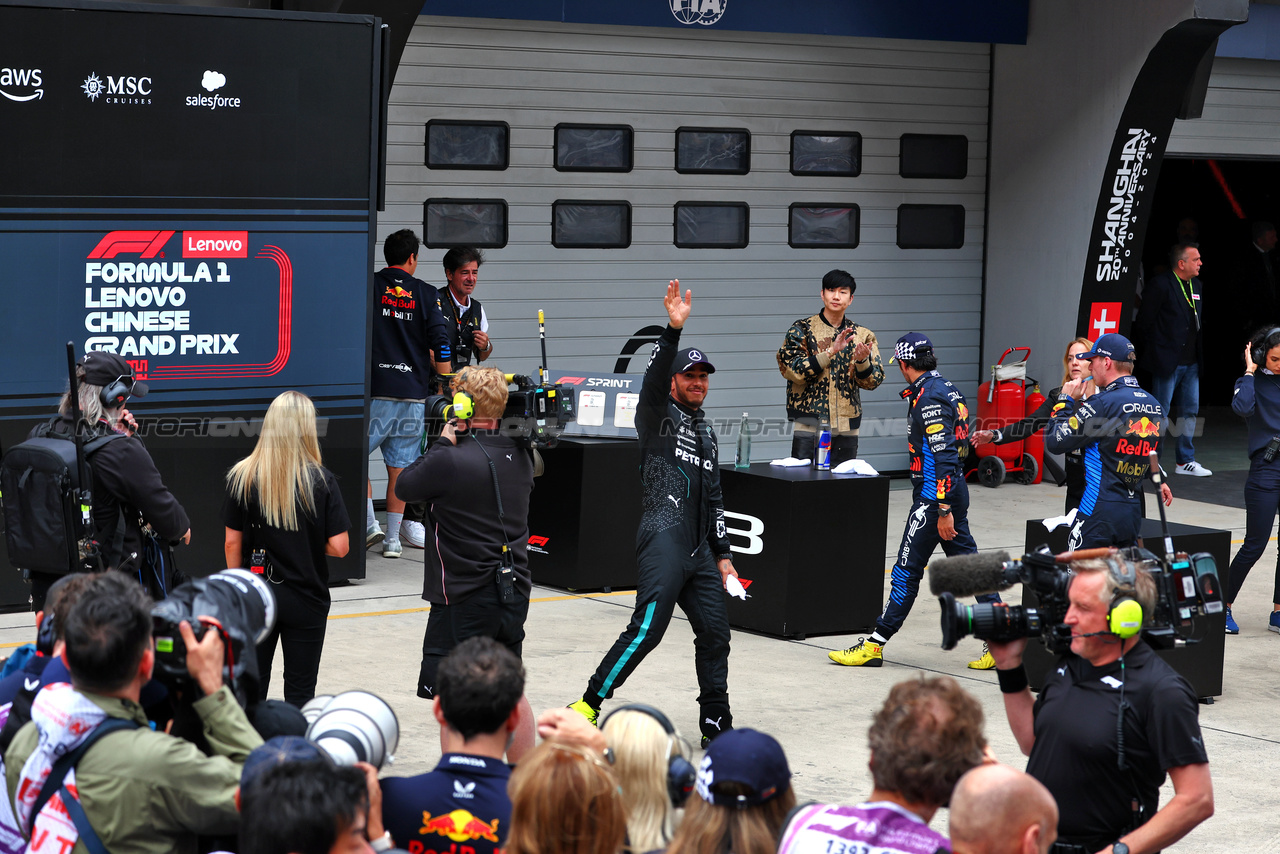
[{"xmin": 471, "ymin": 436, "xmax": 518, "ymax": 602}]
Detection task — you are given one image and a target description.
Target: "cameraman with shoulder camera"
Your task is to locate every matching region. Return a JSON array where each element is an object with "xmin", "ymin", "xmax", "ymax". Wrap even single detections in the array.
[
  {"xmin": 394, "ymin": 367, "xmax": 536, "ymax": 760},
  {"xmin": 987, "ymin": 558, "xmax": 1213, "ymax": 854},
  {"xmin": 3, "ymin": 571, "xmax": 262, "ymax": 854}
]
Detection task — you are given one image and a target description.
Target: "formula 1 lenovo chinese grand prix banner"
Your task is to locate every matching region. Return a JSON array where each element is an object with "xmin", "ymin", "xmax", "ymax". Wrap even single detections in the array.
[{"xmin": 0, "ymin": 0, "xmax": 384, "ymax": 598}]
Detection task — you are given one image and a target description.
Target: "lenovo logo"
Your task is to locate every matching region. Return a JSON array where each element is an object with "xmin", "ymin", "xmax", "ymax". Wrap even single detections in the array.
[
  {"xmin": 183, "ymin": 231, "xmax": 248, "ymax": 258},
  {"xmin": 87, "ymin": 231, "xmax": 175, "ymax": 260}
]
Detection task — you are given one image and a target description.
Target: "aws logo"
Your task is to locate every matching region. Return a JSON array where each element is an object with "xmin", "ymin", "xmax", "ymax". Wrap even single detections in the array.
[{"xmin": 0, "ymin": 66, "xmax": 42, "ymax": 102}]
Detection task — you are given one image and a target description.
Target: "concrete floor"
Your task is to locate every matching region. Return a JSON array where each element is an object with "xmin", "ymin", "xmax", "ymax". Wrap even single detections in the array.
[{"xmin": 0, "ymin": 469, "xmax": 1275, "ymax": 851}]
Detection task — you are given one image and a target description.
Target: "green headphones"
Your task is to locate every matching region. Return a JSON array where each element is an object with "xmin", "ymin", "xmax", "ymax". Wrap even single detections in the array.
[{"xmin": 1106, "ymin": 557, "xmax": 1144, "ymax": 639}]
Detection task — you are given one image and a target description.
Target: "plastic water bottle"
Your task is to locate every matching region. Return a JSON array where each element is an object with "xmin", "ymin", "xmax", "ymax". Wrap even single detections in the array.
[
  {"xmin": 816, "ymin": 421, "xmax": 832, "ymax": 470},
  {"xmin": 735, "ymin": 412, "xmax": 751, "ymax": 468}
]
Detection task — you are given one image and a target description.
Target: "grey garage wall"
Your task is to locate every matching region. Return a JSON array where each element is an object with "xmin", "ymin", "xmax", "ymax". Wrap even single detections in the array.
[
  {"xmin": 375, "ymin": 14, "xmax": 989, "ymax": 480},
  {"xmin": 1167, "ymin": 56, "xmax": 1280, "ymax": 158}
]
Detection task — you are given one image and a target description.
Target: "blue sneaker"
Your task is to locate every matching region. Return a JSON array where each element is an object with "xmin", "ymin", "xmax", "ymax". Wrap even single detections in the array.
[
  {"xmin": 1270, "ymin": 611, "xmax": 1280, "ymax": 634},
  {"xmin": 1225, "ymin": 605, "xmax": 1239, "ymax": 635}
]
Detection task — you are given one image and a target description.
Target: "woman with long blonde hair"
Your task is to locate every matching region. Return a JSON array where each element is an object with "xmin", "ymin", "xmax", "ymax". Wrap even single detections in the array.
[
  {"xmin": 600, "ymin": 705, "xmax": 691, "ymax": 853},
  {"xmin": 223, "ymin": 390, "xmax": 350, "ymax": 706}
]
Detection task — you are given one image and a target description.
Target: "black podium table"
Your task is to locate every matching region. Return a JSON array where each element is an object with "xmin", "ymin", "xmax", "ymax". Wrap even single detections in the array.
[
  {"xmin": 527, "ymin": 437, "xmax": 641, "ymax": 590},
  {"xmin": 719, "ymin": 464, "xmax": 889, "ymax": 639},
  {"xmin": 1020, "ymin": 518, "xmax": 1227, "ymax": 699}
]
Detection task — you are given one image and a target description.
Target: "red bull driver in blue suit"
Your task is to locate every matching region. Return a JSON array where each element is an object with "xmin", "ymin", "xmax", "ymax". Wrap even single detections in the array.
[
  {"xmin": 568, "ymin": 280, "xmax": 739, "ymax": 748},
  {"xmin": 829, "ymin": 332, "xmax": 1001, "ymax": 669},
  {"xmin": 1046, "ymin": 333, "xmax": 1167, "ymax": 550}
]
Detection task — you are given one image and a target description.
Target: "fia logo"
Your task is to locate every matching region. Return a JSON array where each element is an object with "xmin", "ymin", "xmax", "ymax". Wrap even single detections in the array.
[{"xmin": 671, "ymin": 0, "xmax": 725, "ymax": 26}]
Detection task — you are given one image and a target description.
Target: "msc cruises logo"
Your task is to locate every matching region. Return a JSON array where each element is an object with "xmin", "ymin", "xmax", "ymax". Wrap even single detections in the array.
[{"xmin": 670, "ymin": 0, "xmax": 725, "ymax": 26}]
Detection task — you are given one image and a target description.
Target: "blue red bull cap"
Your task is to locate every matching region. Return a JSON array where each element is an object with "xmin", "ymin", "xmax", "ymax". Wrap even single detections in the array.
[{"xmin": 1077, "ymin": 333, "xmax": 1136, "ymax": 362}]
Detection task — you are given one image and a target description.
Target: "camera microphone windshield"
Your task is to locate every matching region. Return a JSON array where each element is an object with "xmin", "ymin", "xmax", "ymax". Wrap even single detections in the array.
[{"xmin": 928, "ymin": 551, "xmax": 1015, "ymax": 598}]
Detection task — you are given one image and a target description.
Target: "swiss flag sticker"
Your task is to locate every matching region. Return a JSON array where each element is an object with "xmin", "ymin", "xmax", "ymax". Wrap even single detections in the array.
[{"xmin": 1087, "ymin": 302, "xmax": 1123, "ymax": 342}]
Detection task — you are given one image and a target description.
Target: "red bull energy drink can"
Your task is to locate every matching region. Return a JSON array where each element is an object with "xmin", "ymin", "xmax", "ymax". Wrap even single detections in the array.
[{"xmin": 816, "ymin": 426, "xmax": 832, "ymax": 470}]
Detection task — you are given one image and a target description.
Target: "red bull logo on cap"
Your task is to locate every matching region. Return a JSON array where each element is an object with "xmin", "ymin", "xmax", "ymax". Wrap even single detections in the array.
[{"xmin": 419, "ymin": 810, "xmax": 501, "ymax": 844}]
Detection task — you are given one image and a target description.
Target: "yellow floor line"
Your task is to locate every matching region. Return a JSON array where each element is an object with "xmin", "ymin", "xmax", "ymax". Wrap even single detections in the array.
[{"xmin": 327, "ymin": 589, "xmax": 633, "ymax": 621}]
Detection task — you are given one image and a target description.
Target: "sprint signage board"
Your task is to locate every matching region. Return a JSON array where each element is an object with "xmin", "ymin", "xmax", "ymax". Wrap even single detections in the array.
[{"xmin": 0, "ymin": 1, "xmax": 382, "ymax": 595}]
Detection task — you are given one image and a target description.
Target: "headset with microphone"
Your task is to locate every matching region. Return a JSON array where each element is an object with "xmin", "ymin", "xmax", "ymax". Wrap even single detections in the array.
[
  {"xmin": 599, "ymin": 703, "xmax": 697, "ymax": 807},
  {"xmin": 1105, "ymin": 556, "xmax": 1144, "ymax": 639},
  {"xmin": 99, "ymin": 374, "xmax": 136, "ymax": 409}
]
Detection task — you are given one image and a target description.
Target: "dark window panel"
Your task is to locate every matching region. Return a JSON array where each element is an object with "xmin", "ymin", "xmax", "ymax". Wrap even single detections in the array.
[
  {"xmin": 899, "ymin": 134, "xmax": 969, "ymax": 179},
  {"xmin": 676, "ymin": 127, "xmax": 750, "ymax": 174},
  {"xmin": 424, "ymin": 199, "xmax": 508, "ymax": 248},
  {"xmin": 674, "ymin": 202, "xmax": 749, "ymax": 248},
  {"xmin": 425, "ymin": 120, "xmax": 510, "ymax": 170},
  {"xmin": 789, "ymin": 204, "xmax": 860, "ymax": 248},
  {"xmin": 555, "ymin": 124, "xmax": 634, "ymax": 172},
  {"xmin": 790, "ymin": 131, "xmax": 862, "ymax": 176},
  {"xmin": 897, "ymin": 204, "xmax": 966, "ymax": 249},
  {"xmin": 552, "ymin": 201, "xmax": 632, "ymax": 248}
]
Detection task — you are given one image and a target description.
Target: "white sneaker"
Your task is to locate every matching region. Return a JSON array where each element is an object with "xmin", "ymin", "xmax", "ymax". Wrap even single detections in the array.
[
  {"xmin": 400, "ymin": 520, "xmax": 426, "ymax": 549},
  {"xmin": 1175, "ymin": 461, "xmax": 1213, "ymax": 477}
]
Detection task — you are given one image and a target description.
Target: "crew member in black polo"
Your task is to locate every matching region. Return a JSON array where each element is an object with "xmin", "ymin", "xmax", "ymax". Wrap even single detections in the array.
[{"xmin": 988, "ymin": 558, "xmax": 1213, "ymax": 854}]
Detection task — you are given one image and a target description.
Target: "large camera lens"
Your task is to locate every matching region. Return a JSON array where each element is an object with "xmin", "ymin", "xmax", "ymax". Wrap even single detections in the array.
[
  {"xmin": 938, "ymin": 592, "xmax": 1043, "ymax": 650},
  {"xmin": 424, "ymin": 395, "xmax": 453, "ymax": 422}
]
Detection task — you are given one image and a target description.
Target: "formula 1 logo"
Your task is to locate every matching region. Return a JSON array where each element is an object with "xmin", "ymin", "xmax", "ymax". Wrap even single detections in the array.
[
  {"xmin": 558, "ymin": 377, "xmax": 586, "ymax": 385},
  {"xmin": 88, "ymin": 230, "xmax": 174, "ymax": 259}
]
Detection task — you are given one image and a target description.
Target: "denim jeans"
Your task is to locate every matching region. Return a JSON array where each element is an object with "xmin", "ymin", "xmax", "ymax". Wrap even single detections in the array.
[{"xmin": 1150, "ymin": 362, "xmax": 1199, "ymax": 465}]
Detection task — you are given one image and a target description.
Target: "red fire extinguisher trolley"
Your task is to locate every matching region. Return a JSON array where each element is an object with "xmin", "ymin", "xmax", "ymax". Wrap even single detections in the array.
[{"xmin": 973, "ymin": 347, "xmax": 1045, "ymax": 487}]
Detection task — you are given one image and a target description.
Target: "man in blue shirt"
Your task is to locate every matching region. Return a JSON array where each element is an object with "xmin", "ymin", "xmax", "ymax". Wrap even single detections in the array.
[{"xmin": 380, "ymin": 637, "xmax": 521, "ymax": 854}]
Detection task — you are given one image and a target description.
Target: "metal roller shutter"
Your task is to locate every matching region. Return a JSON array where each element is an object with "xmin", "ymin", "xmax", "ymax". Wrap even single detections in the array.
[{"xmin": 376, "ymin": 15, "xmax": 989, "ymax": 478}]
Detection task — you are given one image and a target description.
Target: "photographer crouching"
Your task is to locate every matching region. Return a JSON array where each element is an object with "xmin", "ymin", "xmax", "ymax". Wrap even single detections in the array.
[
  {"xmin": 3, "ymin": 571, "xmax": 261, "ymax": 852},
  {"xmin": 395, "ymin": 366, "xmax": 536, "ymax": 761},
  {"xmin": 987, "ymin": 557, "xmax": 1213, "ymax": 854}
]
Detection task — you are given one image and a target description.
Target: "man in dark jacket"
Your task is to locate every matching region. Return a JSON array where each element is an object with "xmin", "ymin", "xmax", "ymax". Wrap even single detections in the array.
[
  {"xmin": 367, "ymin": 228, "xmax": 453, "ymax": 559},
  {"xmin": 395, "ymin": 366, "xmax": 535, "ymax": 760},
  {"xmin": 830, "ymin": 333, "xmax": 998, "ymax": 669},
  {"xmin": 1046, "ymin": 333, "xmax": 1165, "ymax": 550},
  {"xmin": 1134, "ymin": 242, "xmax": 1210, "ymax": 477},
  {"xmin": 568, "ymin": 280, "xmax": 739, "ymax": 747},
  {"xmin": 27, "ymin": 351, "xmax": 189, "ymax": 607}
]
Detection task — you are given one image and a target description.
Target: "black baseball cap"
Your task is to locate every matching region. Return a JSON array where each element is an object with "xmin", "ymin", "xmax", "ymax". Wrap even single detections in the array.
[
  {"xmin": 673, "ymin": 347, "xmax": 716, "ymax": 375},
  {"xmin": 79, "ymin": 351, "xmax": 148, "ymax": 397}
]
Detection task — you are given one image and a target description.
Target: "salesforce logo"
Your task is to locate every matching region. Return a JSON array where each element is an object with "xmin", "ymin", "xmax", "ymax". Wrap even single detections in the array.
[
  {"xmin": 670, "ymin": 0, "xmax": 725, "ymax": 26},
  {"xmin": 186, "ymin": 69, "xmax": 241, "ymax": 110}
]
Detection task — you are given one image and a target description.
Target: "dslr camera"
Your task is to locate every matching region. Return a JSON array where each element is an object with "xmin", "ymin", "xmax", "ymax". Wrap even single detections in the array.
[{"xmin": 932, "ymin": 545, "xmax": 1223, "ymax": 654}]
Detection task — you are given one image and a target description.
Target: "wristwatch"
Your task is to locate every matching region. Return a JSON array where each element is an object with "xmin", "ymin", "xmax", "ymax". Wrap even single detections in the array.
[
  {"xmin": 370, "ymin": 831, "xmax": 394, "ymax": 852},
  {"xmin": 1111, "ymin": 843, "xmax": 1129, "ymax": 854},
  {"xmin": 938, "ymin": 506, "xmax": 952, "ymax": 517}
]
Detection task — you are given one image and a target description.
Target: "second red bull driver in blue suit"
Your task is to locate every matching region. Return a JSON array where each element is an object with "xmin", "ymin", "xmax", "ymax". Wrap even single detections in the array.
[
  {"xmin": 829, "ymin": 332, "xmax": 1001, "ymax": 669},
  {"xmin": 1046, "ymin": 333, "xmax": 1168, "ymax": 550},
  {"xmin": 568, "ymin": 280, "xmax": 739, "ymax": 748}
]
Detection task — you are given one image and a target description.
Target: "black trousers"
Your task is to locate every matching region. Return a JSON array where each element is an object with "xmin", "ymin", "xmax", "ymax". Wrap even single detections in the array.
[
  {"xmin": 791, "ymin": 431, "xmax": 858, "ymax": 467},
  {"xmin": 257, "ymin": 583, "xmax": 330, "ymax": 708},
  {"xmin": 1227, "ymin": 459, "xmax": 1280, "ymax": 603},
  {"xmin": 585, "ymin": 534, "xmax": 731, "ymax": 742},
  {"xmin": 417, "ymin": 581, "xmax": 529, "ymax": 699}
]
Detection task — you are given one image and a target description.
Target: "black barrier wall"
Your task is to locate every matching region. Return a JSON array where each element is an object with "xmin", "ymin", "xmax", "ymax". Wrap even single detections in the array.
[{"xmin": 0, "ymin": 0, "xmax": 383, "ymax": 605}]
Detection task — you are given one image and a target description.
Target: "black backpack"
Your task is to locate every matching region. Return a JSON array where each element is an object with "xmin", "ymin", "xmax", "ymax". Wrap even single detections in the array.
[{"xmin": 0, "ymin": 419, "xmax": 123, "ymax": 575}]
